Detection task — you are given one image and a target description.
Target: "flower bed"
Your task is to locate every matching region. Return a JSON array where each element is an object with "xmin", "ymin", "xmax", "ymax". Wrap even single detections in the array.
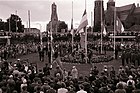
[{"xmin": 61, "ymin": 54, "xmax": 113, "ymax": 63}]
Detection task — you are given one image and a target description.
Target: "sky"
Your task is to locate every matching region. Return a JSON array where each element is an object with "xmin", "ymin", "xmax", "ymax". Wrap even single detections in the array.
[{"xmin": 0, "ymin": 0, "xmax": 139, "ymax": 32}]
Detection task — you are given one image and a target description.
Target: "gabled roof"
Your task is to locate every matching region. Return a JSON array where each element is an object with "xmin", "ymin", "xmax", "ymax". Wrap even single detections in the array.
[
  {"xmin": 134, "ymin": 7, "xmax": 140, "ymax": 13},
  {"xmin": 116, "ymin": 4, "xmax": 135, "ymax": 12}
]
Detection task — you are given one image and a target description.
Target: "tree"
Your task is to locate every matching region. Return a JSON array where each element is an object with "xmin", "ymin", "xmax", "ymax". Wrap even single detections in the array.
[
  {"xmin": 0, "ymin": 19, "xmax": 5, "ymax": 31},
  {"xmin": 58, "ymin": 21, "xmax": 68, "ymax": 32},
  {"xmin": 6, "ymin": 14, "xmax": 24, "ymax": 33}
]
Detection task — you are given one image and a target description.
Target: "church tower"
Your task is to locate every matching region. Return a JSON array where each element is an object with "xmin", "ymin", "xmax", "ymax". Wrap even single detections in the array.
[
  {"xmin": 105, "ymin": 0, "xmax": 115, "ymax": 32},
  {"xmin": 50, "ymin": 2, "xmax": 58, "ymax": 33},
  {"xmin": 107, "ymin": 0, "xmax": 115, "ymax": 10},
  {"xmin": 94, "ymin": 0, "xmax": 104, "ymax": 32},
  {"xmin": 51, "ymin": 2, "xmax": 58, "ymax": 22}
]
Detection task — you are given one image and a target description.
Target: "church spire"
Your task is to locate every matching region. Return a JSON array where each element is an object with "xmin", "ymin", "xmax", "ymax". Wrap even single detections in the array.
[{"xmin": 51, "ymin": 2, "xmax": 58, "ymax": 22}]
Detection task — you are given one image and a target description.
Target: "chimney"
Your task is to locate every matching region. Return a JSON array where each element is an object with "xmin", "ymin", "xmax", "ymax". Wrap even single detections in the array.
[{"xmin": 137, "ymin": 3, "xmax": 139, "ymax": 7}]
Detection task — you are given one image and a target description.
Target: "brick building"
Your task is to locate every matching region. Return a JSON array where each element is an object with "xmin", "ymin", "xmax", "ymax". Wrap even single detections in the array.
[{"xmin": 94, "ymin": 0, "xmax": 140, "ymax": 33}]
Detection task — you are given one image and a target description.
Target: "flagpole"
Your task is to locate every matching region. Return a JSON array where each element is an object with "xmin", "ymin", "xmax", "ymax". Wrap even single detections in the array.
[
  {"xmin": 91, "ymin": 11, "xmax": 93, "ymax": 33},
  {"xmin": 15, "ymin": 10, "xmax": 17, "ymax": 33},
  {"xmin": 101, "ymin": 0, "xmax": 103, "ymax": 54},
  {"xmin": 85, "ymin": 0, "xmax": 88, "ymax": 63},
  {"xmin": 50, "ymin": 21, "xmax": 53, "ymax": 64},
  {"xmin": 114, "ymin": 4, "xmax": 116, "ymax": 59},
  {"xmin": 72, "ymin": 1, "xmax": 74, "ymax": 52},
  {"xmin": 9, "ymin": 17, "xmax": 11, "ymax": 32},
  {"xmin": 28, "ymin": 10, "xmax": 31, "ymax": 35}
]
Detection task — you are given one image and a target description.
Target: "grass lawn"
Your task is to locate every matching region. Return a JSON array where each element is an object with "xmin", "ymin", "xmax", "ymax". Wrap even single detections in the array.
[{"xmin": 7, "ymin": 51, "xmax": 122, "ymax": 77}]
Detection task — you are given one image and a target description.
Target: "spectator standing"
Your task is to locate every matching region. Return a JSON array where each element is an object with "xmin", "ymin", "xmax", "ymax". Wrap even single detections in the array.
[
  {"xmin": 71, "ymin": 66, "xmax": 78, "ymax": 79},
  {"xmin": 57, "ymin": 83, "xmax": 68, "ymax": 93},
  {"xmin": 43, "ymin": 64, "xmax": 51, "ymax": 76},
  {"xmin": 76, "ymin": 84, "xmax": 87, "ymax": 93},
  {"xmin": 115, "ymin": 83, "xmax": 126, "ymax": 93}
]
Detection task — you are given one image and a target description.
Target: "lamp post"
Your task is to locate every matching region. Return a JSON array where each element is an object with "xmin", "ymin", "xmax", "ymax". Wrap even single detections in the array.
[{"xmin": 36, "ymin": 23, "xmax": 42, "ymax": 45}]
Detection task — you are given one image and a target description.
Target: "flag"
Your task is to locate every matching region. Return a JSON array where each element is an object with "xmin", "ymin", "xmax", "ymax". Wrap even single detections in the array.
[
  {"xmin": 116, "ymin": 17, "xmax": 124, "ymax": 33},
  {"xmin": 76, "ymin": 9, "xmax": 88, "ymax": 34}
]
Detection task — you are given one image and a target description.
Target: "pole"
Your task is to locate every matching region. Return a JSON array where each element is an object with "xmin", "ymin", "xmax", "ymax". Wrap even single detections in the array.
[
  {"xmin": 114, "ymin": 5, "xmax": 116, "ymax": 59},
  {"xmin": 72, "ymin": 1, "xmax": 74, "ymax": 52},
  {"xmin": 7, "ymin": 16, "xmax": 11, "ymax": 45},
  {"xmin": 85, "ymin": 0, "xmax": 88, "ymax": 63},
  {"xmin": 50, "ymin": 22, "xmax": 53, "ymax": 64},
  {"xmin": 9, "ymin": 17, "xmax": 11, "ymax": 32},
  {"xmin": 36, "ymin": 23, "xmax": 42, "ymax": 45},
  {"xmin": 28, "ymin": 10, "xmax": 31, "ymax": 34},
  {"xmin": 15, "ymin": 10, "xmax": 17, "ymax": 33},
  {"xmin": 91, "ymin": 11, "xmax": 93, "ymax": 33},
  {"xmin": 101, "ymin": 0, "xmax": 103, "ymax": 54}
]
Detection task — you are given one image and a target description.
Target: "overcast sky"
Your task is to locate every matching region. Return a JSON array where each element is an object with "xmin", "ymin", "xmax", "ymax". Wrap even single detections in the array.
[{"xmin": 0, "ymin": 0, "xmax": 139, "ymax": 31}]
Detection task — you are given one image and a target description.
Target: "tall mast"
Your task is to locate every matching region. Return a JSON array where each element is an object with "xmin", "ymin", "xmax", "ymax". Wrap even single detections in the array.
[
  {"xmin": 113, "ymin": 4, "xmax": 116, "ymax": 59},
  {"xmin": 28, "ymin": 10, "xmax": 31, "ymax": 33},
  {"xmin": 72, "ymin": 1, "xmax": 74, "ymax": 51},
  {"xmin": 91, "ymin": 12, "xmax": 93, "ymax": 33},
  {"xmin": 15, "ymin": 10, "xmax": 17, "ymax": 33},
  {"xmin": 101, "ymin": 0, "xmax": 103, "ymax": 54},
  {"xmin": 85, "ymin": 0, "xmax": 88, "ymax": 63},
  {"xmin": 9, "ymin": 17, "xmax": 11, "ymax": 32},
  {"xmin": 50, "ymin": 22, "xmax": 53, "ymax": 64}
]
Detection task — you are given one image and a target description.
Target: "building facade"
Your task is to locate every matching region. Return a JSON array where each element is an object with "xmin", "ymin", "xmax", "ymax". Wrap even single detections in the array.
[
  {"xmin": 94, "ymin": 0, "xmax": 140, "ymax": 33},
  {"xmin": 94, "ymin": 0, "xmax": 104, "ymax": 32},
  {"xmin": 24, "ymin": 28, "xmax": 40, "ymax": 36},
  {"xmin": 47, "ymin": 3, "xmax": 68, "ymax": 34}
]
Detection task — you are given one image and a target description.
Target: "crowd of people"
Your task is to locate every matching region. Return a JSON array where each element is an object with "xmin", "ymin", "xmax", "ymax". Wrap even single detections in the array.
[
  {"xmin": 0, "ymin": 43, "xmax": 39, "ymax": 61},
  {"xmin": 121, "ymin": 44, "xmax": 140, "ymax": 66},
  {"xmin": 1, "ymin": 38, "xmax": 140, "ymax": 93},
  {"xmin": 0, "ymin": 57, "xmax": 140, "ymax": 93}
]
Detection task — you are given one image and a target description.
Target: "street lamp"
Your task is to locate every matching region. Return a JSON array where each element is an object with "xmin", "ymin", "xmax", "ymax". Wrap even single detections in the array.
[{"xmin": 36, "ymin": 23, "xmax": 43, "ymax": 45}]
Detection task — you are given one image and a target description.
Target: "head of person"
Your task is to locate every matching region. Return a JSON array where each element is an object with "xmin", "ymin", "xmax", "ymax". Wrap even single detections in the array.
[
  {"xmin": 79, "ymin": 84, "xmax": 84, "ymax": 90},
  {"xmin": 117, "ymin": 83, "xmax": 124, "ymax": 89}
]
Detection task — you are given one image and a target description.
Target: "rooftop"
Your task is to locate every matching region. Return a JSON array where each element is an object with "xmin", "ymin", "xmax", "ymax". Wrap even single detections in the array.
[
  {"xmin": 108, "ymin": 0, "xmax": 114, "ymax": 2},
  {"xmin": 116, "ymin": 4, "xmax": 135, "ymax": 12}
]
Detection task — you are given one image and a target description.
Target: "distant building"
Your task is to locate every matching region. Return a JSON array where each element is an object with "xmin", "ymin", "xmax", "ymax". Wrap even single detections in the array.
[
  {"xmin": 47, "ymin": 2, "xmax": 68, "ymax": 34},
  {"xmin": 94, "ymin": 0, "xmax": 104, "ymax": 32},
  {"xmin": 24, "ymin": 28, "xmax": 40, "ymax": 36},
  {"xmin": 94, "ymin": 0, "xmax": 140, "ymax": 33}
]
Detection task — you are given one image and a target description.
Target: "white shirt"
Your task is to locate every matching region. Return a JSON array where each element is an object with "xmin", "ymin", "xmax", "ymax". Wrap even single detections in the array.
[
  {"xmin": 57, "ymin": 88, "xmax": 68, "ymax": 93},
  {"xmin": 127, "ymin": 79, "xmax": 135, "ymax": 88},
  {"xmin": 77, "ymin": 89, "xmax": 87, "ymax": 93},
  {"xmin": 71, "ymin": 68, "xmax": 78, "ymax": 79}
]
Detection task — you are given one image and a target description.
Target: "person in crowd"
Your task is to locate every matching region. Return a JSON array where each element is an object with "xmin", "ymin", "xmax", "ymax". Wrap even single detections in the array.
[
  {"xmin": 115, "ymin": 83, "xmax": 126, "ymax": 93},
  {"xmin": 76, "ymin": 84, "xmax": 87, "ymax": 93},
  {"xmin": 38, "ymin": 44, "xmax": 45, "ymax": 62},
  {"xmin": 57, "ymin": 83, "xmax": 68, "ymax": 93},
  {"xmin": 71, "ymin": 66, "xmax": 78, "ymax": 79},
  {"xmin": 121, "ymin": 51, "xmax": 125, "ymax": 66},
  {"xmin": 43, "ymin": 63, "xmax": 51, "ymax": 76},
  {"xmin": 110, "ymin": 66, "xmax": 116, "ymax": 79},
  {"xmin": 127, "ymin": 75, "xmax": 135, "ymax": 88}
]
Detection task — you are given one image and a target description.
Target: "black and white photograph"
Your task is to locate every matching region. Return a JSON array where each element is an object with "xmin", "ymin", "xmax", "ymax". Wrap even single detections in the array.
[{"xmin": 0, "ymin": 0, "xmax": 140, "ymax": 93}]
